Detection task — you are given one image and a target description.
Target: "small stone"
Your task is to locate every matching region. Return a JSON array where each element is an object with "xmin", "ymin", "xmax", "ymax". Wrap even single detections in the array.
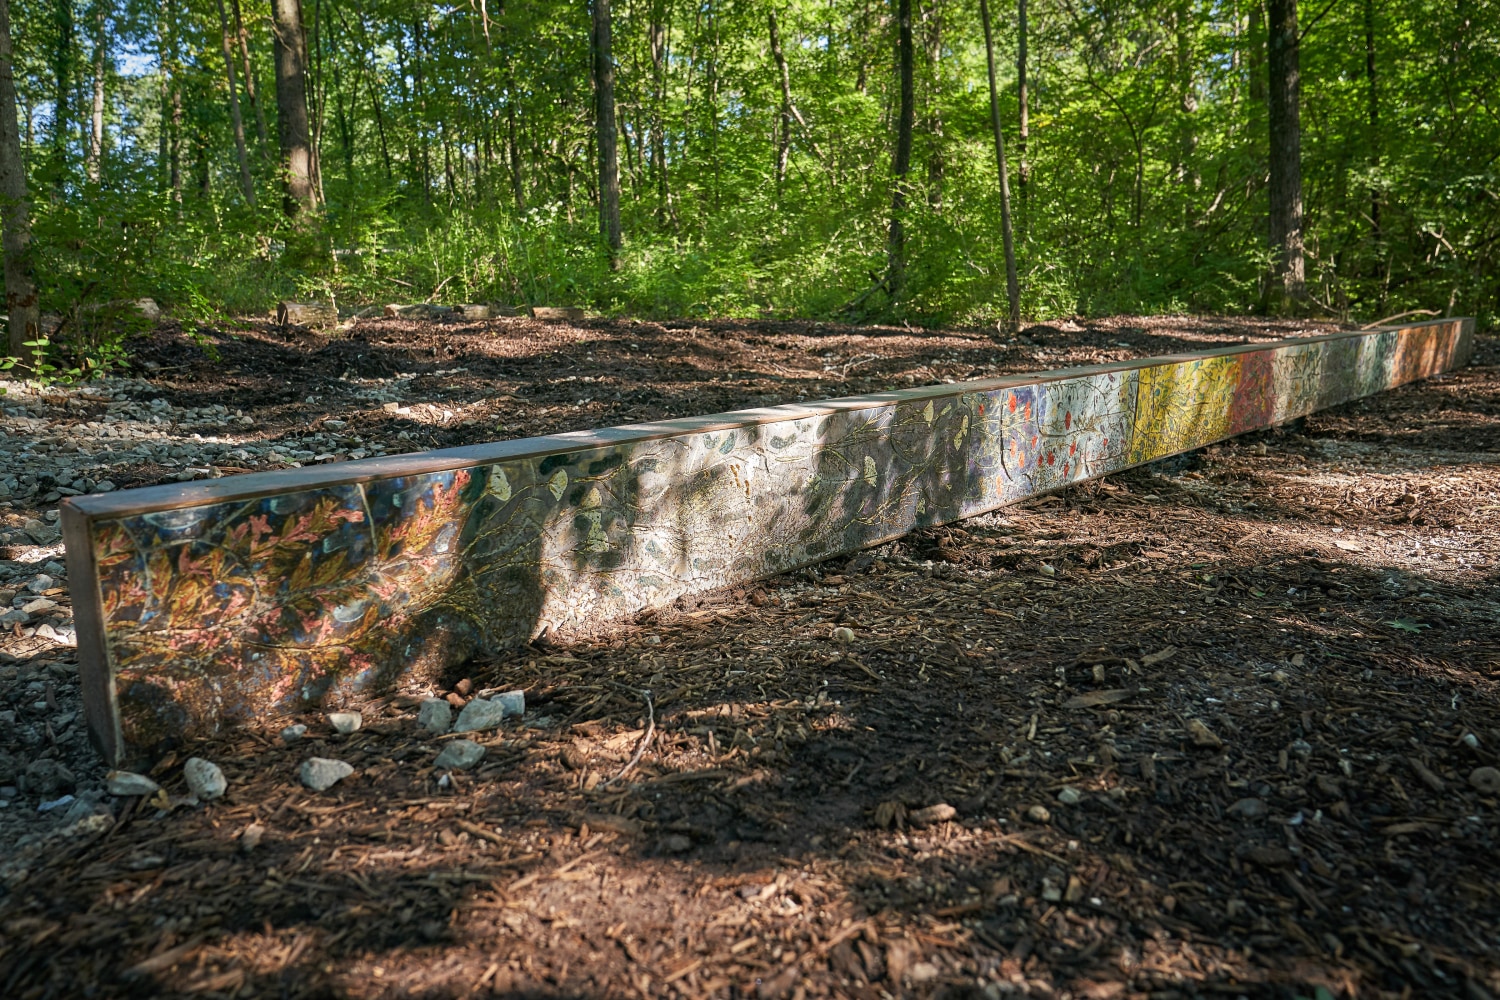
[
  {"xmin": 418, "ymin": 698, "xmax": 453, "ymax": 734},
  {"xmin": 661, "ymin": 834, "xmax": 692, "ymax": 853},
  {"xmin": 240, "ymin": 822, "xmax": 266, "ymax": 851},
  {"xmin": 37, "ymin": 793, "xmax": 75, "ymax": 813},
  {"xmin": 453, "ymin": 697, "xmax": 508, "ymax": 733},
  {"xmin": 1041, "ymin": 876, "xmax": 1063, "ymax": 902},
  {"xmin": 908, "ymin": 803, "xmax": 957, "ymax": 826},
  {"xmin": 184, "ymin": 757, "xmax": 227, "ymax": 801},
  {"xmin": 1462, "ymin": 732, "xmax": 1481, "ymax": 750},
  {"xmin": 433, "ymin": 739, "xmax": 487, "ymax": 771},
  {"xmin": 831, "ymin": 626, "xmax": 855, "ymax": 644},
  {"xmin": 494, "ymin": 689, "xmax": 525, "ymax": 718},
  {"xmin": 1057, "ymin": 786, "xmax": 1082, "ymax": 806},
  {"xmin": 25, "ymin": 574, "xmax": 54, "ymax": 593},
  {"xmin": 106, "ymin": 770, "xmax": 160, "ymax": 797},
  {"xmin": 1186, "ymin": 718, "xmax": 1222, "ymax": 748},
  {"xmin": 21, "ymin": 758, "xmax": 75, "ymax": 797},
  {"xmin": 93, "ymin": 481, "xmax": 116, "ymax": 493},
  {"xmin": 1469, "ymin": 767, "xmax": 1500, "ymax": 795},
  {"xmin": 328, "ymin": 711, "xmax": 362, "ymax": 735},
  {"xmin": 1026, "ymin": 804, "xmax": 1052, "ymax": 823},
  {"xmin": 280, "ymin": 724, "xmax": 308, "ymax": 743},
  {"xmin": 301, "ymin": 757, "xmax": 355, "ymax": 791},
  {"xmin": 1227, "ymin": 797, "xmax": 1268, "ymax": 820},
  {"xmin": 909, "ymin": 963, "xmax": 940, "ymax": 983}
]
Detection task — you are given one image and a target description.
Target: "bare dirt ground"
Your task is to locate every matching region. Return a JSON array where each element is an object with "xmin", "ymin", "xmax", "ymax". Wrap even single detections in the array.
[{"xmin": 1, "ymin": 314, "xmax": 1497, "ymax": 999}]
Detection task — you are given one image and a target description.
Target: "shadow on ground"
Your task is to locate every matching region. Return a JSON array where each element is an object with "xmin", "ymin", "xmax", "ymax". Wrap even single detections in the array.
[{"xmin": 0, "ymin": 322, "xmax": 1496, "ymax": 999}]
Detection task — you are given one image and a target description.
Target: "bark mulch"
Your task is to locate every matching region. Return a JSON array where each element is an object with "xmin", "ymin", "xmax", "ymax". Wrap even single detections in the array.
[{"xmin": 0, "ymin": 316, "xmax": 1496, "ymax": 999}]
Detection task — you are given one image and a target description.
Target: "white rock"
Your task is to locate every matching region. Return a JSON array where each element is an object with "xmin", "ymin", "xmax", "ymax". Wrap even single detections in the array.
[
  {"xmin": 106, "ymin": 770, "xmax": 160, "ymax": 797},
  {"xmin": 453, "ymin": 698, "xmax": 508, "ymax": 733},
  {"xmin": 280, "ymin": 724, "xmax": 308, "ymax": 743},
  {"xmin": 301, "ymin": 757, "xmax": 354, "ymax": 791},
  {"xmin": 327, "ymin": 711, "xmax": 362, "ymax": 735},
  {"xmin": 183, "ymin": 757, "xmax": 227, "ymax": 801},
  {"xmin": 417, "ymin": 698, "xmax": 452, "ymax": 734},
  {"xmin": 433, "ymin": 739, "xmax": 487, "ymax": 771}
]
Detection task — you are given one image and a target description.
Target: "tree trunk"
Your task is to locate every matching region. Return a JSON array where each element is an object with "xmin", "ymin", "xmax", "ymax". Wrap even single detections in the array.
[
  {"xmin": 231, "ymin": 0, "xmax": 269, "ymax": 150},
  {"xmin": 980, "ymin": 0, "xmax": 1020, "ymax": 335},
  {"xmin": 1265, "ymin": 0, "xmax": 1305, "ymax": 307},
  {"xmin": 271, "ymin": 0, "xmax": 317, "ymax": 216},
  {"xmin": 593, "ymin": 0, "xmax": 622, "ymax": 262},
  {"xmin": 87, "ymin": 0, "xmax": 106, "ymax": 182},
  {"xmin": 885, "ymin": 0, "xmax": 914, "ymax": 299},
  {"xmin": 309, "ymin": 0, "xmax": 325, "ymax": 205},
  {"xmin": 1174, "ymin": 0, "xmax": 1197, "ymax": 190},
  {"xmin": 507, "ymin": 87, "xmax": 524, "ymax": 213},
  {"xmin": 0, "ymin": 0, "xmax": 38, "ymax": 365},
  {"xmin": 51, "ymin": 0, "xmax": 74, "ymax": 180},
  {"xmin": 1017, "ymin": 0, "xmax": 1028, "ymax": 223},
  {"xmin": 1364, "ymin": 0, "xmax": 1380, "ymax": 238},
  {"xmin": 768, "ymin": 9, "xmax": 792, "ymax": 198},
  {"xmin": 216, "ymin": 0, "xmax": 256, "ymax": 205},
  {"xmin": 649, "ymin": 0, "xmax": 669, "ymax": 224},
  {"xmin": 413, "ymin": 20, "xmax": 430, "ymax": 200},
  {"xmin": 923, "ymin": 0, "xmax": 942, "ymax": 208}
]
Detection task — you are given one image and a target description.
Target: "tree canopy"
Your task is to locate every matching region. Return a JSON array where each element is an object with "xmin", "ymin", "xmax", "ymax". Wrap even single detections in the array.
[{"xmin": 2, "ymin": 0, "xmax": 1497, "ymax": 357}]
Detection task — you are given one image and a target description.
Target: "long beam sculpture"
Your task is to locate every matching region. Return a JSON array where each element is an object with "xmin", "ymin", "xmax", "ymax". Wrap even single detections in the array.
[{"xmin": 63, "ymin": 318, "xmax": 1473, "ymax": 763}]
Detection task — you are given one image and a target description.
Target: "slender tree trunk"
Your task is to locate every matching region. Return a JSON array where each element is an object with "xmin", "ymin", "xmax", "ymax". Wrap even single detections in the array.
[
  {"xmin": 1364, "ymin": 0, "xmax": 1380, "ymax": 238},
  {"xmin": 158, "ymin": 0, "xmax": 183, "ymax": 202},
  {"xmin": 215, "ymin": 0, "xmax": 256, "ymax": 204},
  {"xmin": 309, "ymin": 0, "xmax": 325, "ymax": 205},
  {"xmin": 87, "ymin": 0, "xmax": 106, "ymax": 182},
  {"xmin": 980, "ymin": 0, "xmax": 1020, "ymax": 335},
  {"xmin": 506, "ymin": 88, "xmax": 524, "ymax": 213},
  {"xmin": 0, "ymin": 0, "xmax": 38, "ymax": 365},
  {"xmin": 650, "ymin": 0, "xmax": 669, "ymax": 223},
  {"xmin": 768, "ymin": 9, "xmax": 792, "ymax": 198},
  {"xmin": 413, "ymin": 20, "xmax": 430, "ymax": 200},
  {"xmin": 272, "ymin": 0, "xmax": 316, "ymax": 215},
  {"xmin": 1265, "ymin": 0, "xmax": 1305, "ymax": 306},
  {"xmin": 51, "ymin": 0, "xmax": 74, "ymax": 183},
  {"xmin": 1174, "ymin": 0, "xmax": 1197, "ymax": 189},
  {"xmin": 231, "ymin": 0, "xmax": 269, "ymax": 150},
  {"xmin": 157, "ymin": 0, "xmax": 168, "ymax": 191},
  {"xmin": 593, "ymin": 0, "xmax": 622, "ymax": 262},
  {"xmin": 169, "ymin": 80, "xmax": 183, "ymax": 201},
  {"xmin": 885, "ymin": 0, "xmax": 914, "ymax": 299},
  {"xmin": 1017, "ymin": 0, "xmax": 1028, "ymax": 227},
  {"xmin": 923, "ymin": 0, "xmax": 943, "ymax": 208}
]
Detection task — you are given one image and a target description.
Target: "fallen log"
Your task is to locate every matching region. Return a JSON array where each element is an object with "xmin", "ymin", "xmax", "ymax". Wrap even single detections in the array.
[
  {"xmin": 276, "ymin": 301, "xmax": 338, "ymax": 328},
  {"xmin": 531, "ymin": 306, "xmax": 586, "ymax": 321}
]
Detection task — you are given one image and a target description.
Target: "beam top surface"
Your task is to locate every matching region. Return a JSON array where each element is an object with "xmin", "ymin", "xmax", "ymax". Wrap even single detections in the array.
[{"xmin": 60, "ymin": 320, "xmax": 1458, "ymax": 523}]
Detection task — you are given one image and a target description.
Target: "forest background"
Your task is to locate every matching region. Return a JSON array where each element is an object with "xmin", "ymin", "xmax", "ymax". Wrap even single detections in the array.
[{"xmin": 0, "ymin": 0, "xmax": 1496, "ymax": 375}]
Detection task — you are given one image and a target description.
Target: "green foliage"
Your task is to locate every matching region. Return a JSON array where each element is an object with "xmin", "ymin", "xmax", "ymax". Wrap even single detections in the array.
[{"xmin": 1, "ymin": 0, "xmax": 1496, "ymax": 379}]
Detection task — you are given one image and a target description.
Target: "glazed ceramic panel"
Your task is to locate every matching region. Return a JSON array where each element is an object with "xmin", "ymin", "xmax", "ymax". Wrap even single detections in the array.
[
  {"xmin": 1129, "ymin": 354, "xmax": 1241, "ymax": 464},
  {"xmin": 61, "ymin": 319, "xmax": 1475, "ymax": 762}
]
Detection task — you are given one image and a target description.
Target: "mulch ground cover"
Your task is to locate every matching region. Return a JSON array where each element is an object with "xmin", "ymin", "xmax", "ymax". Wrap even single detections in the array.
[{"xmin": 1, "ymin": 314, "xmax": 1497, "ymax": 999}]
